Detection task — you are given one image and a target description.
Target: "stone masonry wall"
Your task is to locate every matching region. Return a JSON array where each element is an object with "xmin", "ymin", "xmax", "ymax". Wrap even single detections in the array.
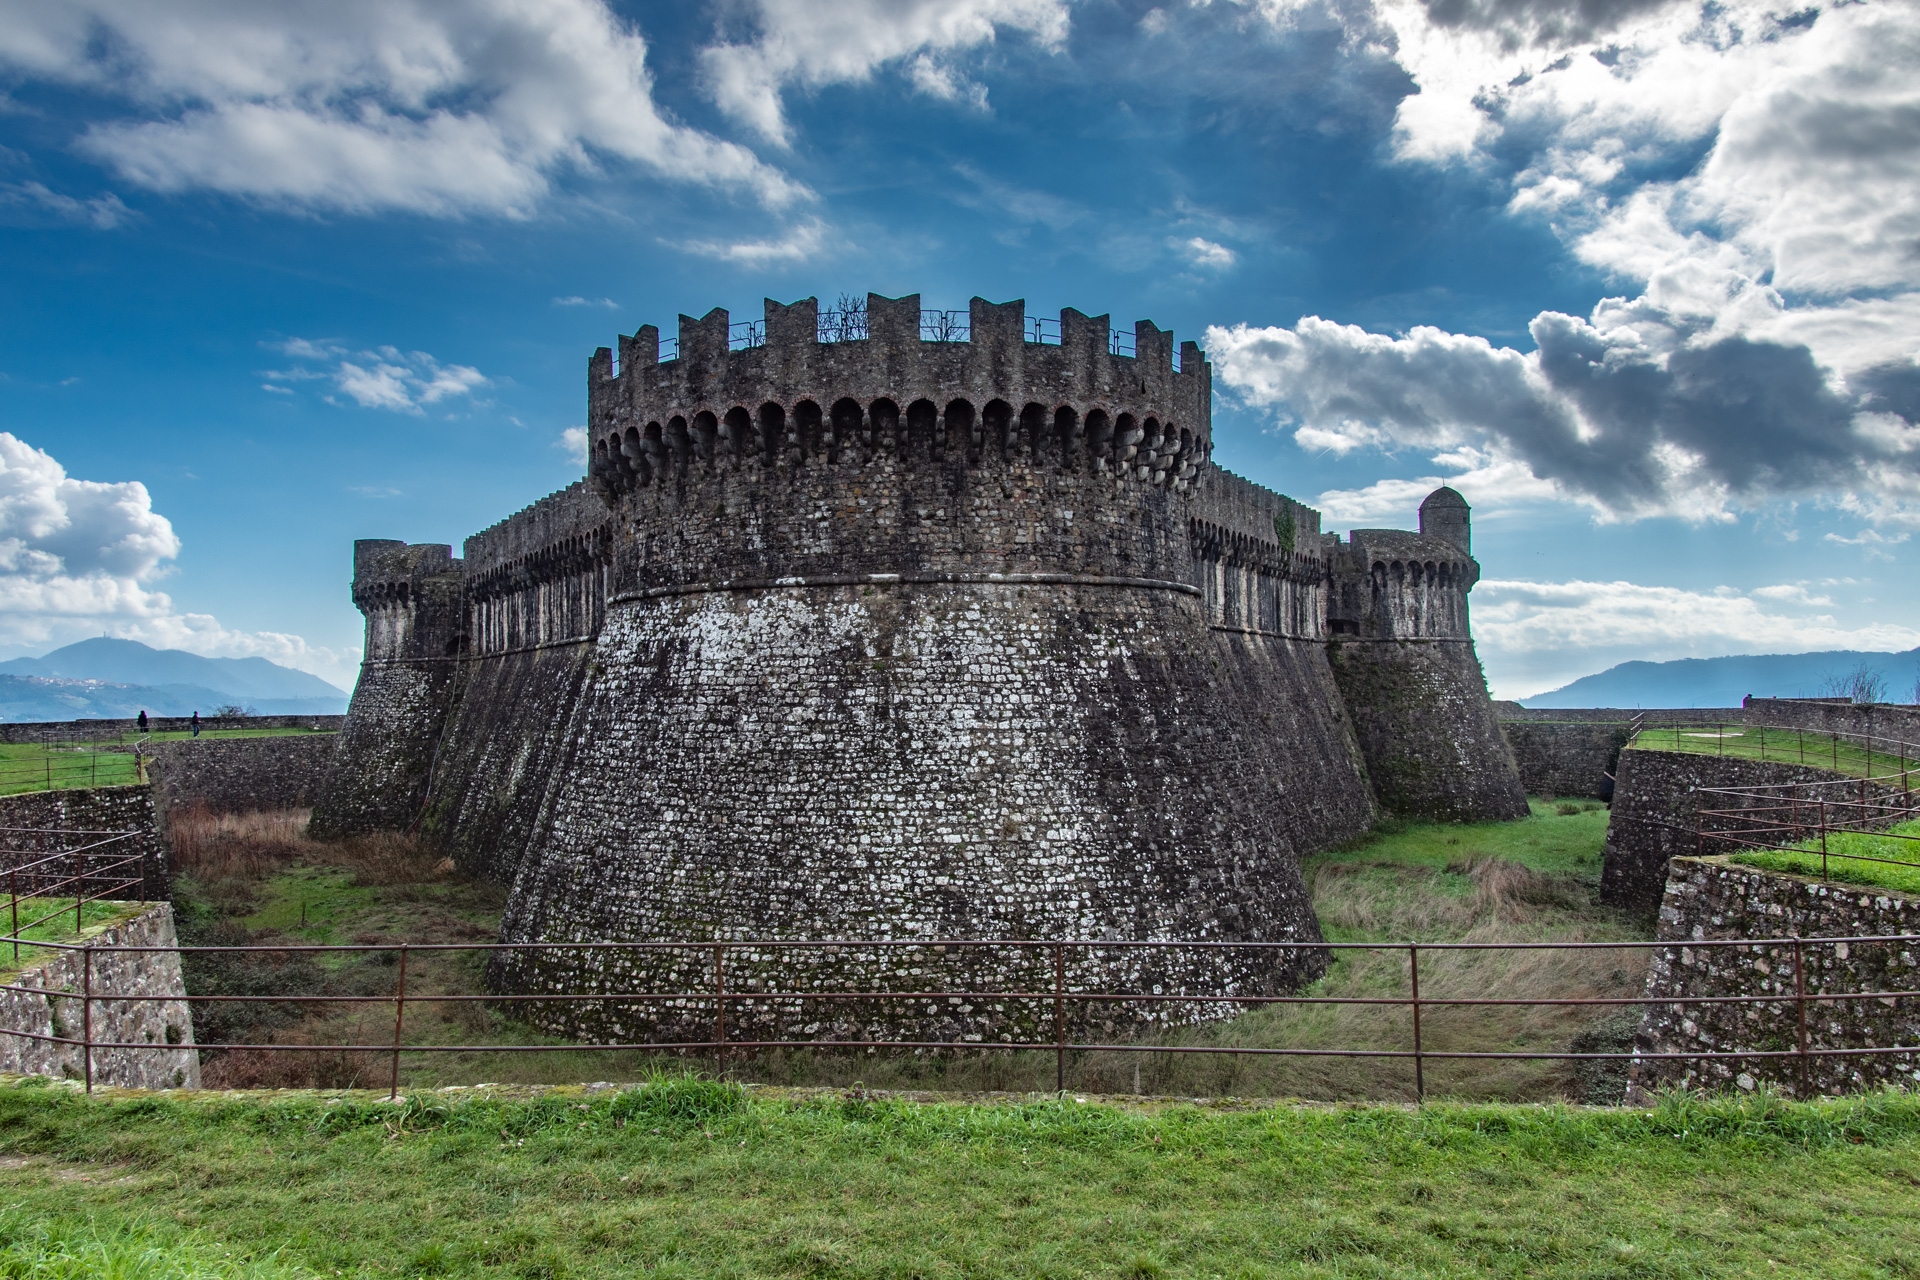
[
  {"xmin": 1599, "ymin": 750, "xmax": 1869, "ymax": 915},
  {"xmin": 492, "ymin": 581, "xmax": 1373, "ymax": 1043},
  {"xmin": 310, "ymin": 541, "xmax": 466, "ymax": 839},
  {"xmin": 0, "ymin": 786, "xmax": 169, "ymax": 902},
  {"xmin": 1500, "ymin": 721, "xmax": 1629, "ymax": 798},
  {"xmin": 0, "ymin": 902, "xmax": 200, "ymax": 1089},
  {"xmin": 1742, "ymin": 697, "xmax": 1920, "ymax": 750},
  {"xmin": 144, "ymin": 734, "xmax": 338, "ymax": 814},
  {"xmin": 1327, "ymin": 639, "xmax": 1529, "ymax": 821},
  {"xmin": 1629, "ymin": 858, "xmax": 1919, "ymax": 1099}
]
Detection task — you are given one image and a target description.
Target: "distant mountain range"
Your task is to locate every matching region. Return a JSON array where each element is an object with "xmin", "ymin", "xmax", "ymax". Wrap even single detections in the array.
[
  {"xmin": 0, "ymin": 638, "xmax": 348, "ymax": 722},
  {"xmin": 1523, "ymin": 648, "xmax": 1920, "ymax": 709}
]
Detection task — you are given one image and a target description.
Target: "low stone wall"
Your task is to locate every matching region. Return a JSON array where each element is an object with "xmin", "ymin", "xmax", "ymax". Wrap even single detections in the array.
[
  {"xmin": 1597, "ymin": 750, "xmax": 1868, "ymax": 915},
  {"xmin": 1629, "ymin": 858, "xmax": 1919, "ymax": 1099},
  {"xmin": 1500, "ymin": 721, "xmax": 1629, "ymax": 798},
  {"xmin": 0, "ymin": 902, "xmax": 200, "ymax": 1089},
  {"xmin": 144, "ymin": 734, "xmax": 338, "ymax": 814},
  {"xmin": 1494, "ymin": 704, "xmax": 1747, "ymax": 724},
  {"xmin": 0, "ymin": 786, "xmax": 170, "ymax": 901},
  {"xmin": 0, "ymin": 715, "xmax": 344, "ymax": 744},
  {"xmin": 1742, "ymin": 697, "xmax": 1920, "ymax": 751}
]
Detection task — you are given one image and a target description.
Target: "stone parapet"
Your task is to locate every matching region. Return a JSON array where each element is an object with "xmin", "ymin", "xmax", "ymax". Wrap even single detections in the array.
[
  {"xmin": 0, "ymin": 902, "xmax": 200, "ymax": 1090},
  {"xmin": 1629, "ymin": 858, "xmax": 1920, "ymax": 1099}
]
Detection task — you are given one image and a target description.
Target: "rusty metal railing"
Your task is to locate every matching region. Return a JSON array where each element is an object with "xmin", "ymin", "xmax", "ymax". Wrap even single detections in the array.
[
  {"xmin": 2, "ymin": 933, "xmax": 1914, "ymax": 1102},
  {"xmin": 0, "ymin": 828, "xmax": 146, "ymax": 958}
]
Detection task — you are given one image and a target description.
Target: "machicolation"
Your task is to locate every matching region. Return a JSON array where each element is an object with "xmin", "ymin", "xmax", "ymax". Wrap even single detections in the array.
[{"xmin": 312, "ymin": 291, "xmax": 1528, "ymax": 1045}]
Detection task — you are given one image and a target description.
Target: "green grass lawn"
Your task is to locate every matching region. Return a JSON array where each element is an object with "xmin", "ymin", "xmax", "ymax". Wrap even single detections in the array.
[
  {"xmin": 0, "ymin": 729, "xmax": 335, "ymax": 795},
  {"xmin": 0, "ymin": 743, "xmax": 142, "ymax": 795},
  {"xmin": 0, "ymin": 898, "xmax": 150, "ymax": 981},
  {"xmin": 2, "ymin": 1076, "xmax": 1920, "ymax": 1278},
  {"xmin": 1630, "ymin": 726, "xmax": 1920, "ymax": 780},
  {"xmin": 1730, "ymin": 818, "xmax": 1920, "ymax": 897}
]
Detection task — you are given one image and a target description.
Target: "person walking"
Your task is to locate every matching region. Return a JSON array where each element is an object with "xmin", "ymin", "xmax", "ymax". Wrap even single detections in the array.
[{"xmin": 190, "ymin": 710, "xmax": 200, "ymax": 739}]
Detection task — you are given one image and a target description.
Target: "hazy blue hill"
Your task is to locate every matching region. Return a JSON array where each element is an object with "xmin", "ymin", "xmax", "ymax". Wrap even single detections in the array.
[
  {"xmin": 0, "ymin": 675, "xmax": 198, "ymax": 721},
  {"xmin": 0, "ymin": 638, "xmax": 345, "ymax": 703},
  {"xmin": 1524, "ymin": 649, "xmax": 1920, "ymax": 708}
]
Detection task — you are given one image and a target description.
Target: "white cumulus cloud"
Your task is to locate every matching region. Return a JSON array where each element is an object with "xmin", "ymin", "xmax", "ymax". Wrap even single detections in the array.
[
  {"xmin": 264, "ymin": 339, "xmax": 488, "ymax": 414},
  {"xmin": 0, "ymin": 0, "xmax": 804, "ymax": 217},
  {"xmin": 0, "ymin": 432, "xmax": 353, "ymax": 683},
  {"xmin": 700, "ymin": 0, "xmax": 1070, "ymax": 145},
  {"xmin": 1226, "ymin": 0, "xmax": 1920, "ymax": 529}
]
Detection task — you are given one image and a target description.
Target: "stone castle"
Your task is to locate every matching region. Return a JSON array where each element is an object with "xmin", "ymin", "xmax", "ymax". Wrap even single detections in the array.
[{"xmin": 311, "ymin": 293, "xmax": 1526, "ymax": 1041}]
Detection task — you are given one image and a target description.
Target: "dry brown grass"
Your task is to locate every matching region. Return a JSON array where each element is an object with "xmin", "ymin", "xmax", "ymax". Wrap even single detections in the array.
[{"xmin": 167, "ymin": 806, "xmax": 448, "ymax": 888}]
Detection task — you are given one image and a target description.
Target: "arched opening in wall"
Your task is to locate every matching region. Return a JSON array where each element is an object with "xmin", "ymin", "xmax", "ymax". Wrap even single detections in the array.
[
  {"xmin": 982, "ymin": 399, "xmax": 1012, "ymax": 463},
  {"xmin": 1371, "ymin": 561, "xmax": 1387, "ymax": 590},
  {"xmin": 1409, "ymin": 561, "xmax": 1423, "ymax": 589},
  {"xmin": 794, "ymin": 400, "xmax": 824, "ymax": 462},
  {"xmin": 1020, "ymin": 403, "xmax": 1049, "ymax": 465},
  {"xmin": 906, "ymin": 399, "xmax": 938, "ymax": 462},
  {"xmin": 1115, "ymin": 413, "xmax": 1139, "ymax": 466},
  {"xmin": 592, "ymin": 437, "xmax": 611, "ymax": 486},
  {"xmin": 756, "ymin": 403, "xmax": 785, "ymax": 464},
  {"xmin": 830, "ymin": 397, "xmax": 863, "ymax": 462},
  {"xmin": 1084, "ymin": 410, "xmax": 1112, "ymax": 471},
  {"xmin": 723, "ymin": 407, "xmax": 752, "ymax": 464},
  {"xmin": 869, "ymin": 398, "xmax": 900, "ymax": 455},
  {"xmin": 1438, "ymin": 562, "xmax": 1452, "ymax": 589},
  {"xmin": 1392, "ymin": 561, "xmax": 1406, "ymax": 590},
  {"xmin": 944, "ymin": 399, "xmax": 976, "ymax": 464},
  {"xmin": 1139, "ymin": 417, "xmax": 1162, "ymax": 479},
  {"xmin": 1053, "ymin": 406, "xmax": 1079, "ymax": 471},
  {"xmin": 691, "ymin": 411, "xmax": 717, "ymax": 465},
  {"xmin": 666, "ymin": 416, "xmax": 691, "ymax": 474},
  {"xmin": 1174, "ymin": 427, "xmax": 1193, "ymax": 484}
]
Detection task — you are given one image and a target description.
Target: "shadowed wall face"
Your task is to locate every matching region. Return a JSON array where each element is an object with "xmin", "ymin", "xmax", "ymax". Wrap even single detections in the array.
[{"xmin": 308, "ymin": 541, "xmax": 466, "ymax": 839}]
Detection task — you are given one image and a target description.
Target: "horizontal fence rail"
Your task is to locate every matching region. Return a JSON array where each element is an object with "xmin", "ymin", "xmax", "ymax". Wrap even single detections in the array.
[
  {"xmin": 4, "ymin": 932, "xmax": 1914, "ymax": 1102},
  {"xmin": 1, "ymin": 829, "xmax": 147, "ymax": 959},
  {"xmin": 1629, "ymin": 719, "xmax": 1920, "ymax": 781}
]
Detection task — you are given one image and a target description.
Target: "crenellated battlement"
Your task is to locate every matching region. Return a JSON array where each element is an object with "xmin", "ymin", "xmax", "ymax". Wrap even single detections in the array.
[{"xmin": 584, "ymin": 293, "xmax": 1212, "ymax": 504}]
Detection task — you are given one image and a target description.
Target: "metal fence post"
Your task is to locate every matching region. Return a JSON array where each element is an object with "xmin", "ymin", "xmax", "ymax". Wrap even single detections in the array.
[
  {"xmin": 713, "ymin": 943, "xmax": 727, "ymax": 1075},
  {"xmin": 1819, "ymin": 802, "xmax": 1828, "ymax": 879},
  {"xmin": 388, "ymin": 945, "xmax": 408, "ymax": 1100},
  {"xmin": 1054, "ymin": 941, "xmax": 1066, "ymax": 1093},
  {"xmin": 1792, "ymin": 937, "xmax": 1810, "ymax": 1100},
  {"xmin": 74, "ymin": 849, "xmax": 84, "ymax": 936},
  {"xmin": 1409, "ymin": 943, "xmax": 1425, "ymax": 1104},
  {"xmin": 9, "ymin": 871, "xmax": 16, "ymax": 961},
  {"xmin": 81, "ymin": 945, "xmax": 93, "ymax": 1095}
]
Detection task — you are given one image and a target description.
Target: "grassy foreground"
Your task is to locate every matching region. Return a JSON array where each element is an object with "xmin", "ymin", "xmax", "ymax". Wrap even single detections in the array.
[
  {"xmin": 1629, "ymin": 726, "xmax": 1919, "ymax": 780},
  {"xmin": 2, "ymin": 1076, "xmax": 1920, "ymax": 1278}
]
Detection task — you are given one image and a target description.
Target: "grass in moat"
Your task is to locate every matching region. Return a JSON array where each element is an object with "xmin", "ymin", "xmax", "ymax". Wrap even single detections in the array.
[
  {"xmin": 1629, "ymin": 725, "xmax": 1920, "ymax": 780},
  {"xmin": 1730, "ymin": 818, "xmax": 1920, "ymax": 897},
  {"xmin": 3, "ymin": 1075, "xmax": 1920, "ymax": 1278},
  {"xmin": 165, "ymin": 800, "xmax": 1641, "ymax": 1103}
]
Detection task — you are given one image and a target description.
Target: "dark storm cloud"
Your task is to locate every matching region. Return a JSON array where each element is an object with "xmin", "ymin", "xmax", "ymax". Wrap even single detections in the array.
[{"xmin": 1418, "ymin": 0, "xmax": 1690, "ymax": 50}]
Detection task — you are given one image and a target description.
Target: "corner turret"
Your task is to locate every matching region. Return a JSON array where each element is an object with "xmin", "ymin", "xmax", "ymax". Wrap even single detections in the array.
[{"xmin": 1419, "ymin": 486, "xmax": 1470, "ymax": 556}]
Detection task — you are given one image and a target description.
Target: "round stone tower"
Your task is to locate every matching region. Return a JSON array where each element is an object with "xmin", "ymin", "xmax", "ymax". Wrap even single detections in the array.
[{"xmin": 487, "ymin": 293, "xmax": 1380, "ymax": 1044}]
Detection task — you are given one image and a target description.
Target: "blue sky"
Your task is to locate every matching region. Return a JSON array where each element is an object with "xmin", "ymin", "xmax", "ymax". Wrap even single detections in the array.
[{"xmin": 1, "ymin": 0, "xmax": 1916, "ymax": 699}]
